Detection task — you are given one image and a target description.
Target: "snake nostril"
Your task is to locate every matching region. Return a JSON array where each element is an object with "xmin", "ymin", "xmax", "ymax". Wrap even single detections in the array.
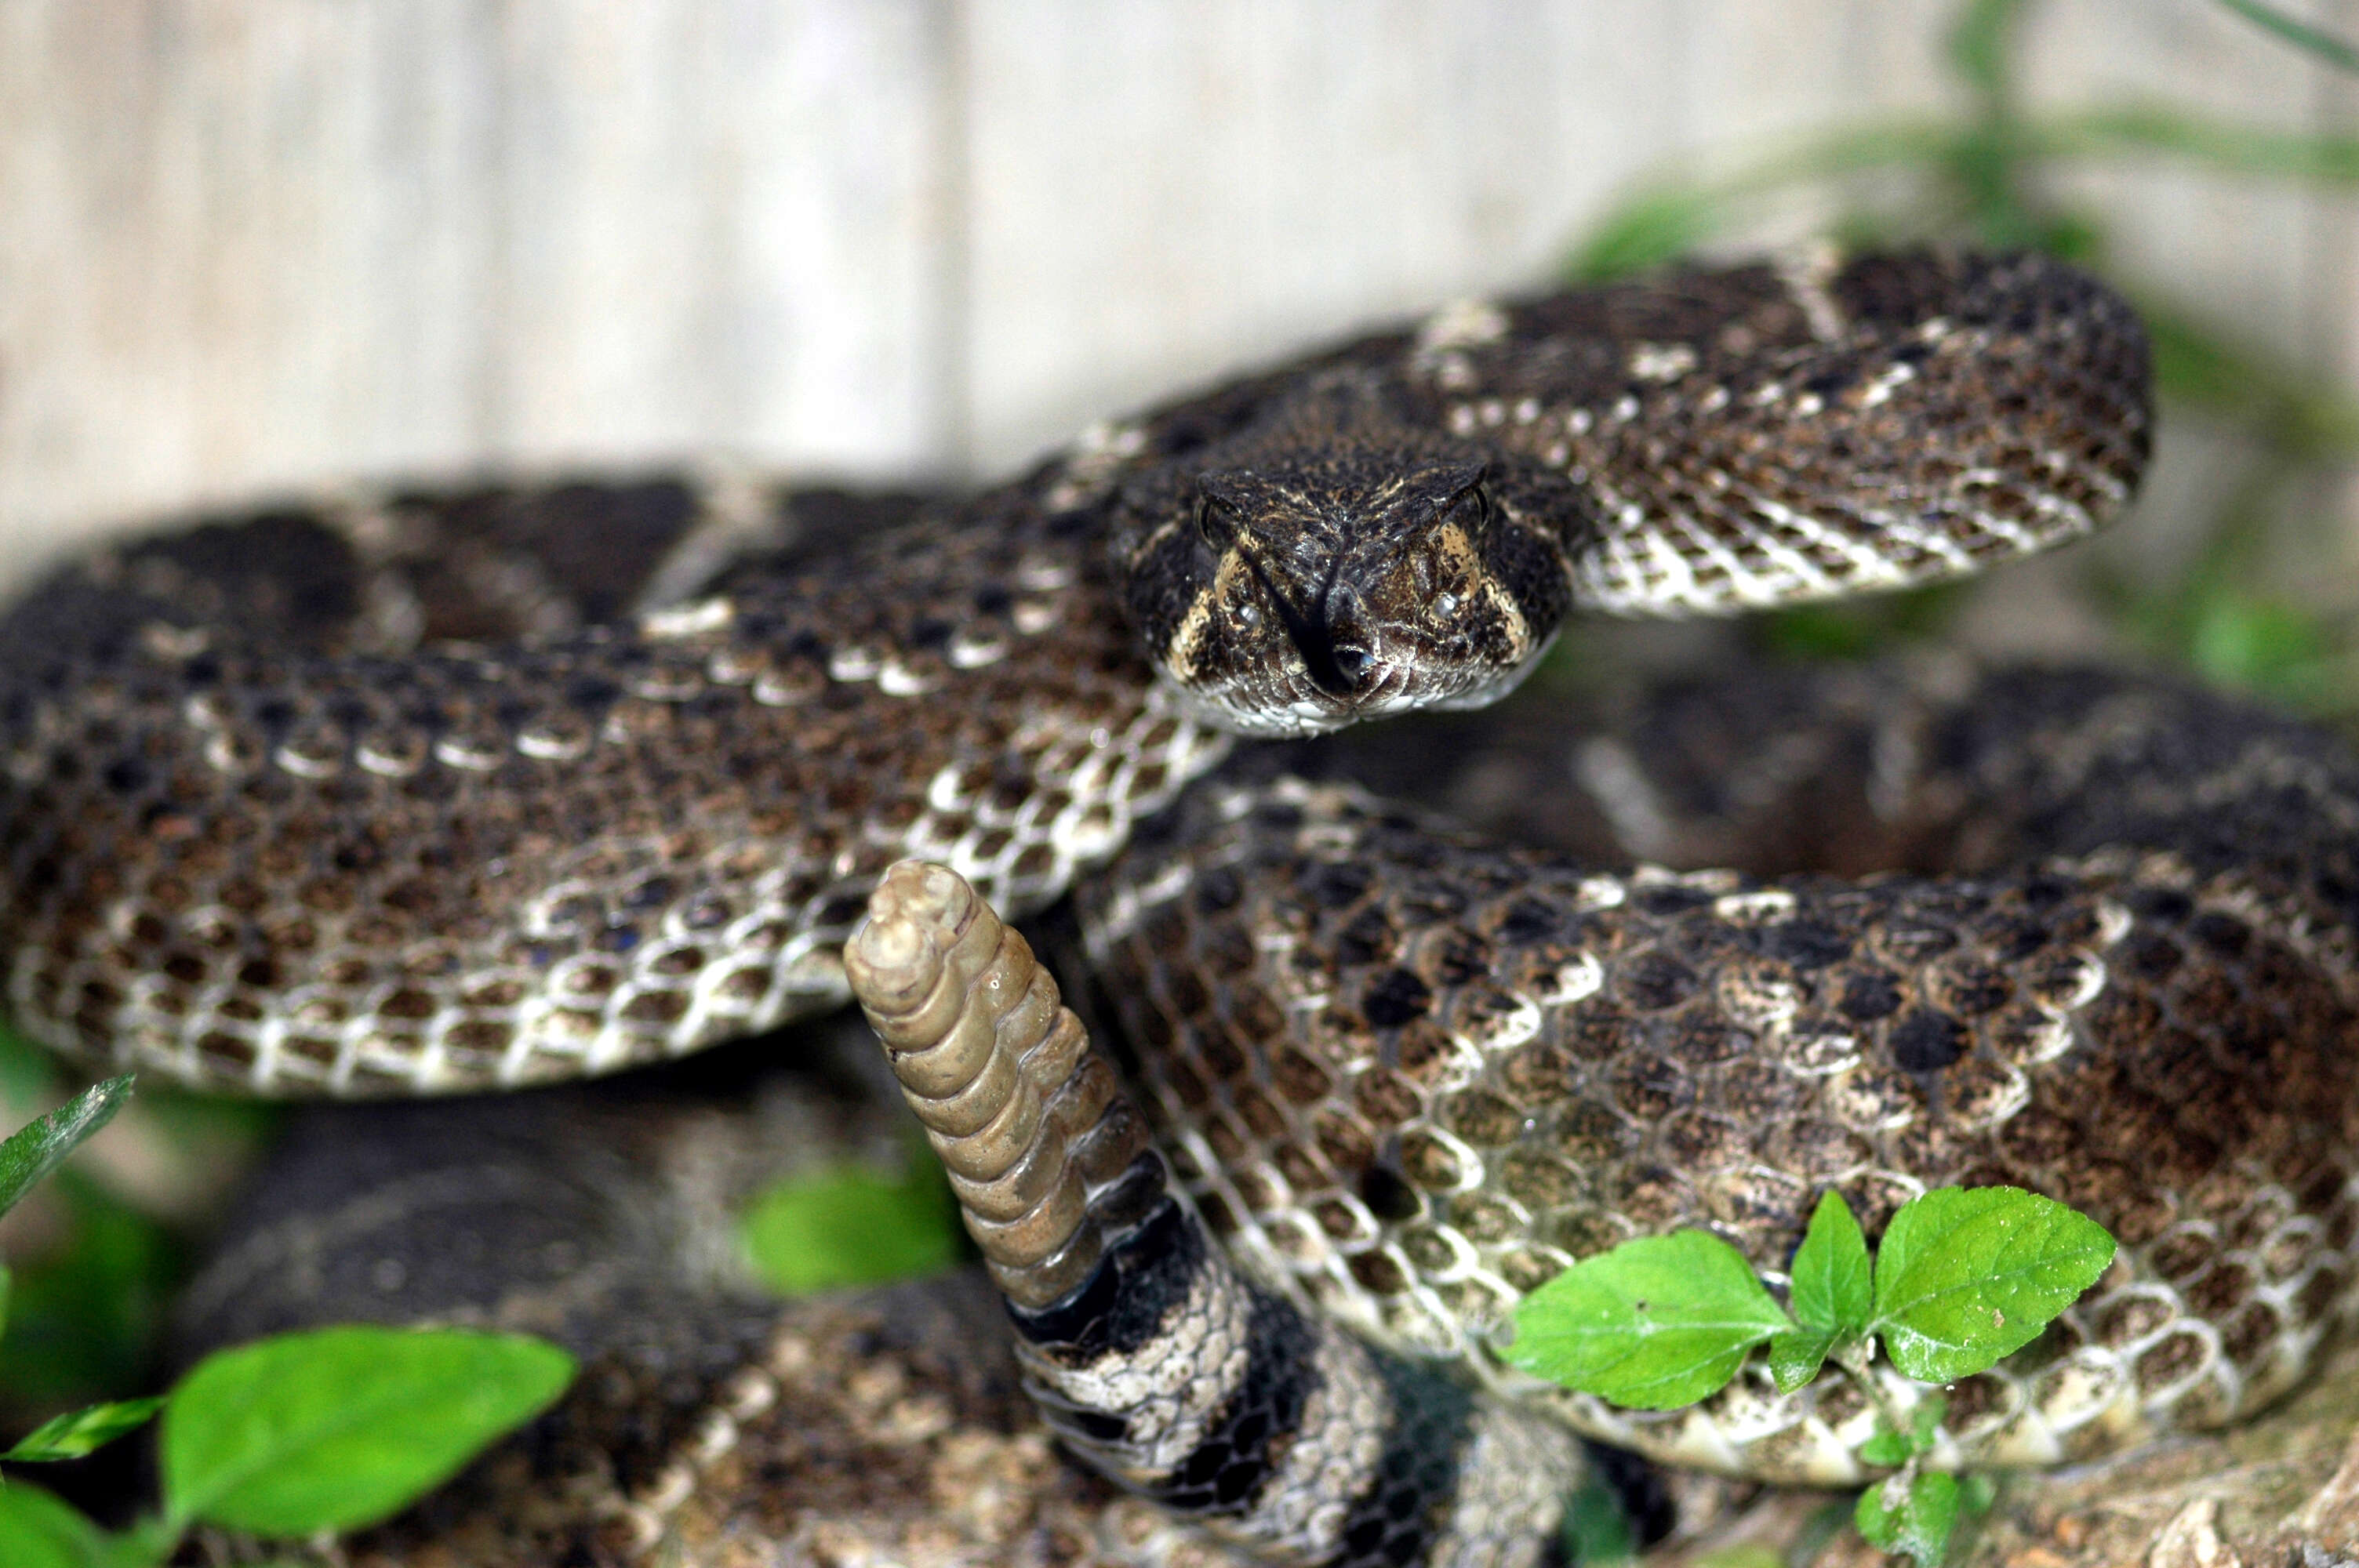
[{"xmin": 1331, "ymin": 644, "xmax": 1372, "ymax": 684}]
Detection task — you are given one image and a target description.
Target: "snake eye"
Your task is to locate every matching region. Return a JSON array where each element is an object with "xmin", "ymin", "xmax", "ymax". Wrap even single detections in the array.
[
  {"xmin": 1433, "ymin": 592, "xmax": 1461, "ymax": 619},
  {"xmin": 1445, "ymin": 485, "xmax": 1489, "ymax": 531},
  {"xmin": 1197, "ymin": 495, "xmax": 1241, "ymax": 550}
]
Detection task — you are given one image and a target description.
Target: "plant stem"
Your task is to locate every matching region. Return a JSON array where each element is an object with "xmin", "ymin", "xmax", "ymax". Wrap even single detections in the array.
[{"xmin": 1832, "ymin": 1339, "xmax": 1915, "ymax": 1459}]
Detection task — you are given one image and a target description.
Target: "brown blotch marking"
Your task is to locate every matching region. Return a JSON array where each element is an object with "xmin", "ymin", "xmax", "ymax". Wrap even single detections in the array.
[
  {"xmin": 2132, "ymin": 1330, "xmax": 2211, "ymax": 1394},
  {"xmin": 1394, "ymin": 1019, "xmax": 1463, "ymax": 1085},
  {"xmin": 1663, "ymin": 1009, "xmax": 1752, "ymax": 1066},
  {"xmin": 1617, "ymin": 949, "xmax": 1700, "ymax": 1011},
  {"xmin": 2146, "ymin": 1228, "xmax": 2219, "ymax": 1282},
  {"xmin": 1268, "ymin": 1045, "xmax": 1333, "ymax": 1105},
  {"xmin": 1451, "ymin": 1193, "xmax": 1524, "ymax": 1246},
  {"xmin": 1498, "ymin": 1038, "xmax": 1579, "ymax": 1104},
  {"xmin": 1942, "ymin": 1373, "xmax": 2010, "ymax": 1435},
  {"xmin": 1201, "ymin": 1109, "xmax": 1250, "ymax": 1167},
  {"xmin": 2182, "ymin": 1259, "xmax": 2255, "ymax": 1319},
  {"xmin": 2218, "ymin": 1300, "xmax": 2281, "ymax": 1368},
  {"xmin": 1576, "ymin": 1004, "xmax": 1651, "ymax": 1065},
  {"xmin": 1399, "ymin": 1129, "xmax": 1470, "ymax": 1191},
  {"xmin": 1231, "ymin": 1083, "xmax": 1289, "ymax": 1142},
  {"xmin": 1659, "ymin": 1109, "xmax": 1747, "ymax": 1169},
  {"xmin": 1554, "ymin": 1098, "xmax": 1634, "ymax": 1166},
  {"xmin": 1195, "ymin": 1026, "xmax": 1247, "ymax": 1083},
  {"xmin": 1756, "ymin": 1116, "xmax": 1874, "ymax": 1181},
  {"xmin": 1446, "ymin": 1090, "xmax": 1525, "ymax": 1147},
  {"xmin": 1312, "ymin": 1106, "xmax": 1377, "ymax": 1173},
  {"xmin": 1499, "ymin": 1147, "xmax": 1587, "ymax": 1210},
  {"xmin": 1312, "ymin": 1196, "xmax": 1368, "ymax": 1243},
  {"xmin": 1605, "ymin": 1162, "xmax": 1694, "ymax": 1229},
  {"xmin": 1270, "ymin": 1140, "xmax": 1332, "ymax": 1195},
  {"xmin": 2092, "ymin": 1292, "xmax": 2174, "ymax": 1347},
  {"xmin": 1352, "ymin": 1066, "xmax": 1425, "ymax": 1127}
]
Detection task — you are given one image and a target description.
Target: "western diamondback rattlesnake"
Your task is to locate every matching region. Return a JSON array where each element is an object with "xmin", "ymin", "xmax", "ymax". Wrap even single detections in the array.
[{"xmin": 20, "ymin": 251, "xmax": 2303, "ymax": 1568}]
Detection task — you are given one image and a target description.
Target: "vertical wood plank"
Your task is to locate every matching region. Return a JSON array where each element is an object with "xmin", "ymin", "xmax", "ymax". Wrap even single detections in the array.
[
  {"xmin": 0, "ymin": 0, "xmax": 948, "ymax": 577},
  {"xmin": 955, "ymin": 0, "xmax": 1969, "ymax": 472},
  {"xmin": 484, "ymin": 0, "xmax": 953, "ymax": 470},
  {"xmin": 2, "ymin": 0, "xmax": 2354, "ymax": 593},
  {"xmin": 959, "ymin": 0, "xmax": 1685, "ymax": 470}
]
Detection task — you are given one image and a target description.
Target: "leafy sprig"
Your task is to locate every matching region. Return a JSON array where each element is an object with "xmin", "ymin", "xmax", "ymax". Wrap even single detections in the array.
[
  {"xmin": 0, "ymin": 1073, "xmax": 137, "ymax": 1414},
  {"xmin": 2, "ymin": 1084, "xmax": 576, "ymax": 1560},
  {"xmin": 0, "ymin": 1327, "xmax": 574, "ymax": 1562},
  {"xmin": 0, "ymin": 1076, "xmax": 132, "ymax": 1224},
  {"xmin": 1503, "ymin": 1186, "xmax": 2114, "ymax": 1565}
]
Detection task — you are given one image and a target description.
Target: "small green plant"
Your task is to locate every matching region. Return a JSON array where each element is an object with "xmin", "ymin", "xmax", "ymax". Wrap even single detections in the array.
[
  {"xmin": 0, "ymin": 1324, "xmax": 575, "ymax": 1564},
  {"xmin": 0, "ymin": 1084, "xmax": 578, "ymax": 1563},
  {"xmin": 1503, "ymin": 1187, "xmax": 2115, "ymax": 1566}
]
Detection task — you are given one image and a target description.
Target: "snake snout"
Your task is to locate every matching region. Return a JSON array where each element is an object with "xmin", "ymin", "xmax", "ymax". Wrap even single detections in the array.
[{"xmin": 1297, "ymin": 609, "xmax": 1378, "ymax": 698}]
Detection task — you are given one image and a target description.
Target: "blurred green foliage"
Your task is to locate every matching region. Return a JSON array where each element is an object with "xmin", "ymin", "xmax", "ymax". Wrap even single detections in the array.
[
  {"xmin": 740, "ymin": 1155, "xmax": 962, "ymax": 1297},
  {"xmin": 2213, "ymin": 0, "xmax": 2359, "ymax": 73},
  {"xmin": 1567, "ymin": 0, "xmax": 2359, "ymax": 714}
]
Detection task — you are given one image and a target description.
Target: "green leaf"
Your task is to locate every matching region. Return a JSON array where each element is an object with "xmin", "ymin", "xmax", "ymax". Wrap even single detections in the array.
[
  {"xmin": 1859, "ymin": 1425, "xmax": 1914, "ymax": 1468},
  {"xmin": 1870, "ymin": 1187, "xmax": 2116, "ymax": 1384},
  {"xmin": 1856, "ymin": 1391, "xmax": 1948, "ymax": 1468},
  {"xmin": 1559, "ymin": 1477, "xmax": 1637, "ymax": 1566},
  {"xmin": 1567, "ymin": 189, "xmax": 1730, "ymax": 282},
  {"xmin": 161, "ymin": 1327, "xmax": 575, "ymax": 1536},
  {"xmin": 1946, "ymin": 0, "xmax": 2027, "ymax": 103},
  {"xmin": 1690, "ymin": 1552, "xmax": 1785, "ymax": 1568},
  {"xmin": 740, "ymin": 1161, "xmax": 960, "ymax": 1297},
  {"xmin": 2033, "ymin": 107, "xmax": 2359, "ymax": 186},
  {"xmin": 0, "ymin": 1482, "xmax": 113, "ymax": 1568},
  {"xmin": 1855, "ymin": 1470, "xmax": 1961, "ymax": 1566},
  {"xmin": 1790, "ymin": 1190, "xmax": 1874, "ymax": 1334},
  {"xmin": 2214, "ymin": 0, "xmax": 2359, "ymax": 71},
  {"xmin": 3, "ymin": 1396, "xmax": 163, "ymax": 1462},
  {"xmin": 1766, "ymin": 1328, "xmax": 1837, "ymax": 1395},
  {"xmin": 1504, "ymin": 1230, "xmax": 1793, "ymax": 1410},
  {"xmin": 2189, "ymin": 595, "xmax": 2332, "ymax": 702},
  {"xmin": 0, "ymin": 1076, "xmax": 133, "ymax": 1221},
  {"xmin": 1912, "ymin": 1392, "xmax": 1950, "ymax": 1452}
]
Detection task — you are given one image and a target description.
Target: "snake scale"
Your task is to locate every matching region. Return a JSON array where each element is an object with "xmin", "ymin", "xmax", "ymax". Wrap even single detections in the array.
[{"xmin": 20, "ymin": 247, "xmax": 2347, "ymax": 1563}]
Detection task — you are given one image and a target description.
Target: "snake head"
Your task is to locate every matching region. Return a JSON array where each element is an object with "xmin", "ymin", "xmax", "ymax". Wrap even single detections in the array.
[{"xmin": 1110, "ymin": 376, "xmax": 1576, "ymax": 738}]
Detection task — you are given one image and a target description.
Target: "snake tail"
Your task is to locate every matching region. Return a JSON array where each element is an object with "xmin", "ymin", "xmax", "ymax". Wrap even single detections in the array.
[{"xmin": 849, "ymin": 860, "xmax": 1606, "ymax": 1568}]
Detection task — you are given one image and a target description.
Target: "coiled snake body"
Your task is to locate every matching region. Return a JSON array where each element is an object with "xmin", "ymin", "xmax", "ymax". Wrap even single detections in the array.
[{"xmin": 13, "ymin": 249, "xmax": 2332, "ymax": 1564}]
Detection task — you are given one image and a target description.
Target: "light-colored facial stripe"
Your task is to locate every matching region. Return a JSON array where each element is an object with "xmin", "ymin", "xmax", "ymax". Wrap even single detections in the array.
[{"xmin": 1161, "ymin": 545, "xmax": 1254, "ymax": 681}]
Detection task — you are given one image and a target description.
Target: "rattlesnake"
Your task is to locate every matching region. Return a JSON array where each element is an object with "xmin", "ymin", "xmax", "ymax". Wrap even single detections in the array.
[{"xmin": 20, "ymin": 249, "xmax": 2328, "ymax": 1566}]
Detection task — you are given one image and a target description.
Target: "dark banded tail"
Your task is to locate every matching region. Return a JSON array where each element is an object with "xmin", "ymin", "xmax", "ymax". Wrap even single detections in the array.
[{"xmin": 848, "ymin": 861, "xmax": 1590, "ymax": 1568}]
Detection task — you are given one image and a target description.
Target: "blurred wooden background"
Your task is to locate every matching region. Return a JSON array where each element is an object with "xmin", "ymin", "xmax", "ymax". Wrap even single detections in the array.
[{"xmin": 2, "ymin": 1, "xmax": 2354, "ymax": 597}]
